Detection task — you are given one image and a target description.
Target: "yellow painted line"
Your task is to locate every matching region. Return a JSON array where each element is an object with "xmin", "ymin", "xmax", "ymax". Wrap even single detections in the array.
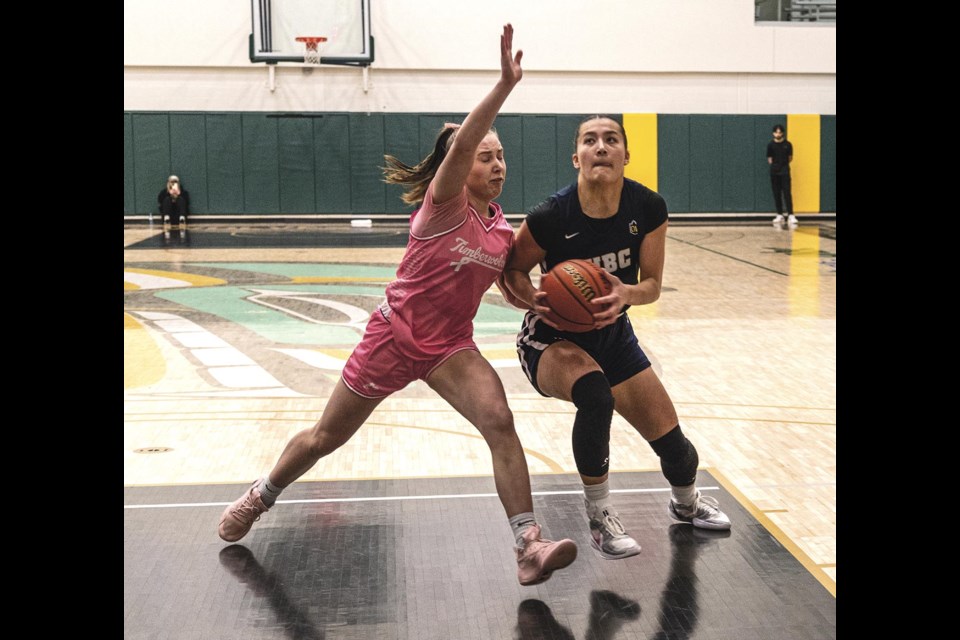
[
  {"xmin": 124, "ymin": 268, "xmax": 226, "ymax": 287},
  {"xmin": 125, "ymin": 281, "xmax": 140, "ymax": 291},
  {"xmin": 317, "ymin": 347, "xmax": 354, "ymax": 360},
  {"xmin": 708, "ymin": 467, "xmax": 835, "ymax": 597},
  {"xmin": 623, "ymin": 113, "xmax": 658, "ymax": 191},
  {"xmin": 479, "ymin": 348, "xmax": 519, "ymax": 360},
  {"xmin": 123, "ymin": 312, "xmax": 166, "ymax": 389},
  {"xmin": 787, "ymin": 114, "xmax": 821, "ymax": 213},
  {"xmin": 789, "ymin": 226, "xmax": 821, "ymax": 317}
]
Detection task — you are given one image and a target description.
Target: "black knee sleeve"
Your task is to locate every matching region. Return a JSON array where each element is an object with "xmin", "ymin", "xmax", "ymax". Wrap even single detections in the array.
[
  {"xmin": 649, "ymin": 425, "xmax": 699, "ymax": 487},
  {"xmin": 570, "ymin": 371, "xmax": 615, "ymax": 478}
]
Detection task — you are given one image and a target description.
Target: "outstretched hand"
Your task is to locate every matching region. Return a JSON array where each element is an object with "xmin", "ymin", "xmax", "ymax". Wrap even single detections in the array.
[{"xmin": 501, "ymin": 23, "xmax": 523, "ymax": 87}]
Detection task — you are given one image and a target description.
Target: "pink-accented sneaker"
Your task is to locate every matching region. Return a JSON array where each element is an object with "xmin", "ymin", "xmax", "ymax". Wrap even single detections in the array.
[
  {"xmin": 218, "ymin": 480, "xmax": 270, "ymax": 542},
  {"xmin": 668, "ymin": 491, "xmax": 731, "ymax": 531},
  {"xmin": 515, "ymin": 524, "xmax": 578, "ymax": 586},
  {"xmin": 588, "ymin": 507, "xmax": 642, "ymax": 560}
]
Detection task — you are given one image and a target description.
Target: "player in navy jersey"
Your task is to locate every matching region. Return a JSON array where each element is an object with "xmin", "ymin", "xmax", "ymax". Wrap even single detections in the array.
[{"xmin": 502, "ymin": 115, "xmax": 731, "ymax": 560}]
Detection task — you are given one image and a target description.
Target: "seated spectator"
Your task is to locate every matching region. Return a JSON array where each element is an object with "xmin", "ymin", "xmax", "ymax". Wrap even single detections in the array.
[{"xmin": 157, "ymin": 175, "xmax": 190, "ymax": 231}]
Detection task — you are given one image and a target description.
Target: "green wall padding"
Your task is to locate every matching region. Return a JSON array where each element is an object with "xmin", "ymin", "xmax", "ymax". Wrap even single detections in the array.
[
  {"xmin": 206, "ymin": 115, "xmax": 245, "ymax": 213},
  {"xmin": 124, "ymin": 114, "xmax": 135, "ymax": 215},
  {"xmin": 131, "ymin": 114, "xmax": 170, "ymax": 214},
  {"xmin": 688, "ymin": 116, "xmax": 723, "ymax": 212},
  {"xmin": 493, "ymin": 115, "xmax": 523, "ymax": 213},
  {"xmin": 381, "ymin": 114, "xmax": 418, "ymax": 215},
  {"xmin": 721, "ymin": 116, "xmax": 758, "ymax": 212},
  {"xmin": 658, "ymin": 115, "xmax": 690, "ymax": 212},
  {"xmin": 555, "ymin": 114, "xmax": 587, "ymax": 196},
  {"xmin": 242, "ymin": 114, "xmax": 281, "ymax": 213},
  {"xmin": 348, "ymin": 113, "xmax": 386, "ymax": 214},
  {"xmin": 170, "ymin": 114, "xmax": 208, "ymax": 213},
  {"xmin": 660, "ymin": 115, "xmax": 781, "ymax": 213},
  {"xmin": 820, "ymin": 115, "xmax": 836, "ymax": 213},
  {"xmin": 520, "ymin": 116, "xmax": 557, "ymax": 214},
  {"xmin": 124, "ymin": 111, "xmax": 836, "ymax": 216},
  {"xmin": 314, "ymin": 114, "xmax": 352, "ymax": 214},
  {"xmin": 278, "ymin": 117, "xmax": 315, "ymax": 214}
]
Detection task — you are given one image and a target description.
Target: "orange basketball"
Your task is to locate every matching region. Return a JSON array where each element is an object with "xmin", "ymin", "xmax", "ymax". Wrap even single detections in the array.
[{"xmin": 538, "ymin": 259, "xmax": 612, "ymax": 333}]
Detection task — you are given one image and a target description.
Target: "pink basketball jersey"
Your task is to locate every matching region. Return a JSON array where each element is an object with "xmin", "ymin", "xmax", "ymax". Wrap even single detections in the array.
[{"xmin": 381, "ymin": 185, "xmax": 514, "ymax": 359}]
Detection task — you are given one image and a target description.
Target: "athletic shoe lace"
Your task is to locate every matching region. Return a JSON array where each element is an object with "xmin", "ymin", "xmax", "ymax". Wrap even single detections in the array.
[
  {"xmin": 601, "ymin": 513, "xmax": 627, "ymax": 537},
  {"xmin": 233, "ymin": 496, "xmax": 264, "ymax": 524},
  {"xmin": 695, "ymin": 495, "xmax": 720, "ymax": 515}
]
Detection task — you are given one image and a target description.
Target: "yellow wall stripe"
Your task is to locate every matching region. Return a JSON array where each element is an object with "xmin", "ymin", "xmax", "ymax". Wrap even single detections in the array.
[
  {"xmin": 621, "ymin": 113, "xmax": 660, "ymax": 319},
  {"xmin": 623, "ymin": 113, "xmax": 658, "ymax": 191},
  {"xmin": 786, "ymin": 114, "xmax": 821, "ymax": 214}
]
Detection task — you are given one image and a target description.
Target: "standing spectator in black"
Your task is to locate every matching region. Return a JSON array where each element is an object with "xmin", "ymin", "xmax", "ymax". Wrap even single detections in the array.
[
  {"xmin": 158, "ymin": 175, "xmax": 189, "ymax": 232},
  {"xmin": 767, "ymin": 124, "xmax": 796, "ymax": 228}
]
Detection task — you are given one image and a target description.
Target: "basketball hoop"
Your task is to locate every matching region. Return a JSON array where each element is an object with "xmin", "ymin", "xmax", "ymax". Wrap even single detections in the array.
[{"xmin": 295, "ymin": 36, "xmax": 327, "ymax": 65}]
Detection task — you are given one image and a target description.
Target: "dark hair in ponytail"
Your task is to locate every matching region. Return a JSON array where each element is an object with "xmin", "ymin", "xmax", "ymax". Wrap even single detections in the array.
[{"xmin": 382, "ymin": 126, "xmax": 460, "ymax": 206}]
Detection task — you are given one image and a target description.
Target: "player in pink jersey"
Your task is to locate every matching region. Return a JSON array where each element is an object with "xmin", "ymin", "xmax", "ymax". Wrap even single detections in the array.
[{"xmin": 219, "ymin": 24, "xmax": 577, "ymax": 586}]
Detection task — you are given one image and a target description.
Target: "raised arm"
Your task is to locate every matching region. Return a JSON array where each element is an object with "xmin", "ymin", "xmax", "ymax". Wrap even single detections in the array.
[{"xmin": 431, "ymin": 24, "xmax": 523, "ymax": 204}]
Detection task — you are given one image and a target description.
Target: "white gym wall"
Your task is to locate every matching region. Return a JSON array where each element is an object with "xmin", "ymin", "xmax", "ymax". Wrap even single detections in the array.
[{"xmin": 123, "ymin": 0, "xmax": 836, "ymax": 115}]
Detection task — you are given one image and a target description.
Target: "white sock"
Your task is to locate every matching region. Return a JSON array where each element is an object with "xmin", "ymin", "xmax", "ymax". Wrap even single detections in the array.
[
  {"xmin": 509, "ymin": 512, "xmax": 537, "ymax": 547},
  {"xmin": 257, "ymin": 477, "xmax": 283, "ymax": 507},
  {"xmin": 584, "ymin": 480, "xmax": 614, "ymax": 518},
  {"xmin": 671, "ymin": 484, "xmax": 698, "ymax": 508}
]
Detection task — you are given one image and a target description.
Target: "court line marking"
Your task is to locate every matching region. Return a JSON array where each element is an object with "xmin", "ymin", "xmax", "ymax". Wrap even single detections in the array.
[
  {"xmin": 124, "ymin": 486, "xmax": 718, "ymax": 509},
  {"xmin": 709, "ymin": 467, "xmax": 835, "ymax": 597},
  {"xmin": 668, "ymin": 234, "xmax": 790, "ymax": 276}
]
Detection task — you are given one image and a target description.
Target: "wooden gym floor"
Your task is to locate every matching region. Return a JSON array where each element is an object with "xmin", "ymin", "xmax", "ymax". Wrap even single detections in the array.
[{"xmin": 123, "ymin": 220, "xmax": 836, "ymax": 639}]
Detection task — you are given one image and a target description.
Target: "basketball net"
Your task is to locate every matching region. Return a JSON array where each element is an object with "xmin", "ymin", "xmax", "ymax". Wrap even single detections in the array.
[
  {"xmin": 296, "ymin": 37, "xmax": 327, "ymax": 65},
  {"xmin": 304, "ymin": 42, "xmax": 321, "ymax": 65}
]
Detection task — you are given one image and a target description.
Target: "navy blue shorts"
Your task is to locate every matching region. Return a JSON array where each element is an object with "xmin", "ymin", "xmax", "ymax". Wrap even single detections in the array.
[{"xmin": 516, "ymin": 311, "xmax": 652, "ymax": 397}]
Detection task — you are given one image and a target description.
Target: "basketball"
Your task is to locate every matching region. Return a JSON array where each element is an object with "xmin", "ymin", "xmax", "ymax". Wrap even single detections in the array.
[{"xmin": 538, "ymin": 259, "xmax": 612, "ymax": 332}]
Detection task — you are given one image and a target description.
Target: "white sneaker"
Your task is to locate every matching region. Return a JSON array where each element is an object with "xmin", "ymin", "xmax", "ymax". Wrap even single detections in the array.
[
  {"xmin": 772, "ymin": 214, "xmax": 785, "ymax": 226},
  {"xmin": 587, "ymin": 504, "xmax": 642, "ymax": 560},
  {"xmin": 787, "ymin": 214, "xmax": 799, "ymax": 227},
  {"xmin": 179, "ymin": 216, "xmax": 187, "ymax": 232},
  {"xmin": 668, "ymin": 492, "xmax": 731, "ymax": 531}
]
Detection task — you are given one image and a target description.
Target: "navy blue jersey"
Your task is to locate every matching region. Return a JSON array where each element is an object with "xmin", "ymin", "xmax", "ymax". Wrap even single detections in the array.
[{"xmin": 525, "ymin": 178, "xmax": 668, "ymax": 290}]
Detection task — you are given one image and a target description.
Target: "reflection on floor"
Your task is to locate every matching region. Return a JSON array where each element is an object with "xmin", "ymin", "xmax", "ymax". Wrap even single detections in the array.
[{"xmin": 124, "ymin": 472, "xmax": 835, "ymax": 640}]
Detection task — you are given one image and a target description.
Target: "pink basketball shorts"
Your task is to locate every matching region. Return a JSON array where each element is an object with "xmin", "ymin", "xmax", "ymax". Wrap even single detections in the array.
[{"xmin": 341, "ymin": 307, "xmax": 478, "ymax": 398}]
